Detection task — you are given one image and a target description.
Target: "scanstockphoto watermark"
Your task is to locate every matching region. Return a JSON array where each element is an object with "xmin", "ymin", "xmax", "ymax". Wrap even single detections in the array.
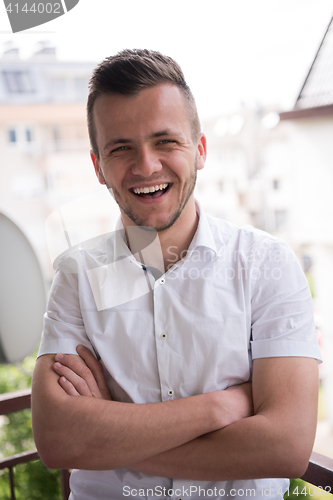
[
  {"xmin": 165, "ymin": 245, "xmax": 298, "ymax": 266},
  {"xmin": 3, "ymin": 0, "xmax": 80, "ymax": 33},
  {"xmin": 123, "ymin": 485, "xmax": 257, "ymax": 497},
  {"xmin": 166, "ymin": 264, "xmax": 284, "ymax": 283}
]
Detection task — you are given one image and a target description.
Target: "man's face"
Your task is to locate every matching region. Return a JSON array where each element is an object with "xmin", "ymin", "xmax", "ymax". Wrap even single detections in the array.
[{"xmin": 91, "ymin": 84, "xmax": 206, "ymax": 233}]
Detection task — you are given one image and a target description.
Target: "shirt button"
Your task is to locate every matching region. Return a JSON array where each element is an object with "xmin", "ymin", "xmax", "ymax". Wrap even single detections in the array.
[
  {"xmin": 167, "ymin": 389, "xmax": 174, "ymax": 397},
  {"xmin": 161, "ymin": 332, "xmax": 168, "ymax": 339},
  {"xmin": 159, "ymin": 278, "xmax": 165, "ymax": 284}
]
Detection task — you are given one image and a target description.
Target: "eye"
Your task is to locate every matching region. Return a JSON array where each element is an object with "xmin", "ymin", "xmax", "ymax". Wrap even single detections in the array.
[
  {"xmin": 158, "ymin": 139, "xmax": 176, "ymax": 145},
  {"xmin": 111, "ymin": 146, "xmax": 130, "ymax": 153}
]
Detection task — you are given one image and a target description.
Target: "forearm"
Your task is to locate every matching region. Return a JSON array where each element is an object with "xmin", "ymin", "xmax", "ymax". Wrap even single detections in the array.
[
  {"xmin": 32, "ymin": 355, "xmax": 236, "ymax": 470},
  {"xmin": 33, "ymin": 390, "xmax": 218, "ymax": 470},
  {"xmin": 130, "ymin": 411, "xmax": 313, "ymax": 481}
]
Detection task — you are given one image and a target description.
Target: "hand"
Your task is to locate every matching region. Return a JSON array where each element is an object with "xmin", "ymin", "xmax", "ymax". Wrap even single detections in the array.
[
  {"xmin": 210, "ymin": 382, "xmax": 253, "ymax": 430},
  {"xmin": 221, "ymin": 382, "xmax": 253, "ymax": 426},
  {"xmin": 53, "ymin": 345, "xmax": 112, "ymax": 400}
]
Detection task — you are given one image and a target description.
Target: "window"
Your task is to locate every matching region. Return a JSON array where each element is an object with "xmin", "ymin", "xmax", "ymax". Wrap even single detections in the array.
[
  {"xmin": 7, "ymin": 125, "xmax": 35, "ymax": 149},
  {"xmin": 3, "ymin": 71, "xmax": 34, "ymax": 93},
  {"xmin": 25, "ymin": 128, "xmax": 32, "ymax": 142},
  {"xmin": 8, "ymin": 128, "xmax": 16, "ymax": 143}
]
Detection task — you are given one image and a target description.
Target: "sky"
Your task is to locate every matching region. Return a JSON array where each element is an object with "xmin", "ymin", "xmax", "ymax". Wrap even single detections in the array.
[{"xmin": 0, "ymin": 0, "xmax": 333, "ymax": 118}]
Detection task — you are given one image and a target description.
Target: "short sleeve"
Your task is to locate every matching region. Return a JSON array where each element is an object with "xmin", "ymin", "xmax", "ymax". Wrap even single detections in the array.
[
  {"xmin": 250, "ymin": 238, "xmax": 322, "ymax": 363},
  {"xmin": 37, "ymin": 261, "xmax": 92, "ymax": 357}
]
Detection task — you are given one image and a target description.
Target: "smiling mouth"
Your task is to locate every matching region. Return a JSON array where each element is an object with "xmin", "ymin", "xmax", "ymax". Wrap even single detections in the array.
[{"xmin": 131, "ymin": 183, "xmax": 171, "ymax": 198}]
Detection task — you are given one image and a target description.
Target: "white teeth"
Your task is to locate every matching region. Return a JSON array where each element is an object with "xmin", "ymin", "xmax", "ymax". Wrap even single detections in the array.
[{"xmin": 133, "ymin": 183, "xmax": 169, "ymax": 194}]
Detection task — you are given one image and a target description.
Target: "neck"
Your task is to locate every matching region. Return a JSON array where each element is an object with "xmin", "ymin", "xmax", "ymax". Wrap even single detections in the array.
[
  {"xmin": 159, "ymin": 201, "xmax": 199, "ymax": 271},
  {"xmin": 122, "ymin": 198, "xmax": 199, "ymax": 274}
]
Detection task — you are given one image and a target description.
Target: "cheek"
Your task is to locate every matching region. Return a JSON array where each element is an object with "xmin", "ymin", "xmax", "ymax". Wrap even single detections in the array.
[
  {"xmin": 164, "ymin": 152, "xmax": 194, "ymax": 174},
  {"xmin": 102, "ymin": 163, "xmax": 123, "ymax": 186}
]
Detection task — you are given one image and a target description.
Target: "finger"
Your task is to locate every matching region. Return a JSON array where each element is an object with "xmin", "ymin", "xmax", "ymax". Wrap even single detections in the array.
[
  {"xmin": 54, "ymin": 354, "xmax": 104, "ymax": 398},
  {"xmin": 53, "ymin": 361, "xmax": 93, "ymax": 397},
  {"xmin": 76, "ymin": 345, "xmax": 111, "ymax": 399},
  {"xmin": 58, "ymin": 376, "xmax": 80, "ymax": 397}
]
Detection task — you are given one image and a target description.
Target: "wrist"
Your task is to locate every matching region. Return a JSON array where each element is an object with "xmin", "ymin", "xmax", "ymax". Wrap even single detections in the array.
[{"xmin": 199, "ymin": 391, "xmax": 229, "ymax": 432}]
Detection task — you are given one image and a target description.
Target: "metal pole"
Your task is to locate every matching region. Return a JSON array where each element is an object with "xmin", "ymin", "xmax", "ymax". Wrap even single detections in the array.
[
  {"xmin": 60, "ymin": 469, "xmax": 71, "ymax": 499},
  {"xmin": 8, "ymin": 467, "xmax": 16, "ymax": 500}
]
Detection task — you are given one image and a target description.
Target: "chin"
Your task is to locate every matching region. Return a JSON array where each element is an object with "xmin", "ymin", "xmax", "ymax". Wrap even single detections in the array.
[{"xmin": 125, "ymin": 211, "xmax": 179, "ymax": 232}]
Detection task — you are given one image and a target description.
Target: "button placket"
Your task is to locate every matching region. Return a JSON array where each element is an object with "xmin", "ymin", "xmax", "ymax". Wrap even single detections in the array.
[{"xmin": 153, "ymin": 274, "xmax": 180, "ymax": 404}]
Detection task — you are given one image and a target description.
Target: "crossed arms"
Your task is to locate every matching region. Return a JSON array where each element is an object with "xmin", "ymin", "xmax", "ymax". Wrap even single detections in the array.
[{"xmin": 31, "ymin": 346, "xmax": 319, "ymax": 481}]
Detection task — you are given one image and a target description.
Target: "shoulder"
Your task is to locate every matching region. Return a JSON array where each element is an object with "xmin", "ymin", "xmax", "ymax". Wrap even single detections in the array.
[{"xmin": 205, "ymin": 214, "xmax": 291, "ymax": 260}]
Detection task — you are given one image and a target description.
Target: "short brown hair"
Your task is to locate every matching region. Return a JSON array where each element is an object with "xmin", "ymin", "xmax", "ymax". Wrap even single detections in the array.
[{"xmin": 87, "ymin": 49, "xmax": 201, "ymax": 159}]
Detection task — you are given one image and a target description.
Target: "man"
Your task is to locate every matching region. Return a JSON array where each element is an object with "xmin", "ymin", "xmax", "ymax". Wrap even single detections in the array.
[{"xmin": 32, "ymin": 49, "xmax": 321, "ymax": 500}]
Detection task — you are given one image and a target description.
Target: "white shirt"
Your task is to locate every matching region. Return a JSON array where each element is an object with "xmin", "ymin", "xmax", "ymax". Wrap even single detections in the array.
[{"xmin": 38, "ymin": 202, "xmax": 322, "ymax": 500}]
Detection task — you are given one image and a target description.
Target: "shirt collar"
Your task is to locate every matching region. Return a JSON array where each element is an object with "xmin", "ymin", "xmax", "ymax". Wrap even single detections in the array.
[
  {"xmin": 111, "ymin": 220, "xmax": 133, "ymax": 270},
  {"xmin": 187, "ymin": 200, "xmax": 218, "ymax": 256}
]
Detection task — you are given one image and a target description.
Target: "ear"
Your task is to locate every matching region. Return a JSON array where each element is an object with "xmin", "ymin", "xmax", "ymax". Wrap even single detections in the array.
[
  {"xmin": 90, "ymin": 150, "xmax": 105, "ymax": 185},
  {"xmin": 196, "ymin": 134, "xmax": 207, "ymax": 171}
]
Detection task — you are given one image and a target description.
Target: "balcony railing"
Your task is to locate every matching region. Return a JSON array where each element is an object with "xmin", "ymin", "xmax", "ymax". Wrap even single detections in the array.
[
  {"xmin": 0, "ymin": 388, "xmax": 70, "ymax": 500},
  {"xmin": 1, "ymin": 389, "xmax": 333, "ymax": 499}
]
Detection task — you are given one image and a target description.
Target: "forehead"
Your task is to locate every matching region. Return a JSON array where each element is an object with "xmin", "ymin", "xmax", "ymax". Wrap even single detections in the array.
[{"xmin": 93, "ymin": 84, "xmax": 193, "ymax": 145}]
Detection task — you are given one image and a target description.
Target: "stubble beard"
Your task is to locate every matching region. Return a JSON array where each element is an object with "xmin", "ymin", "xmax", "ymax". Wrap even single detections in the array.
[{"xmin": 102, "ymin": 156, "xmax": 198, "ymax": 233}]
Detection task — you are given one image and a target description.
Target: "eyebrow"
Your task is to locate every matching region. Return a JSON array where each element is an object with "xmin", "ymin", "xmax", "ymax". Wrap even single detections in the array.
[{"xmin": 102, "ymin": 129, "xmax": 184, "ymax": 153}]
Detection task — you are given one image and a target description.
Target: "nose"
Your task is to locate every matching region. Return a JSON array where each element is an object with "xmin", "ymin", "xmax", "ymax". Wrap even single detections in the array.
[{"xmin": 131, "ymin": 146, "xmax": 162, "ymax": 177}]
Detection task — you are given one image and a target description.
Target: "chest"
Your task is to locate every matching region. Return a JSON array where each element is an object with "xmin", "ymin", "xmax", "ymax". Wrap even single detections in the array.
[{"xmin": 81, "ymin": 258, "xmax": 253, "ymax": 402}]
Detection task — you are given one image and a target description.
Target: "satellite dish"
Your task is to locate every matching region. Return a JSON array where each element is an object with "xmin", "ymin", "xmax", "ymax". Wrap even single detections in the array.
[{"xmin": 0, "ymin": 211, "xmax": 47, "ymax": 364}]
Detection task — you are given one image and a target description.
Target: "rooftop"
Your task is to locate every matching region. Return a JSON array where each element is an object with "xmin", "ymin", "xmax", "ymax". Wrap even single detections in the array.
[{"xmin": 295, "ymin": 16, "xmax": 333, "ymax": 110}]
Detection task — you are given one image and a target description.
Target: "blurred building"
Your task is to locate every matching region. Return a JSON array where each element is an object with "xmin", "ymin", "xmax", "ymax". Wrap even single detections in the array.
[
  {"xmin": 199, "ymin": 16, "xmax": 333, "ymax": 432},
  {"xmin": 200, "ymin": 106, "xmax": 288, "ymax": 234},
  {"xmin": 279, "ymin": 16, "xmax": 333, "ymax": 431},
  {"xmin": 0, "ymin": 44, "xmax": 105, "ymax": 278}
]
